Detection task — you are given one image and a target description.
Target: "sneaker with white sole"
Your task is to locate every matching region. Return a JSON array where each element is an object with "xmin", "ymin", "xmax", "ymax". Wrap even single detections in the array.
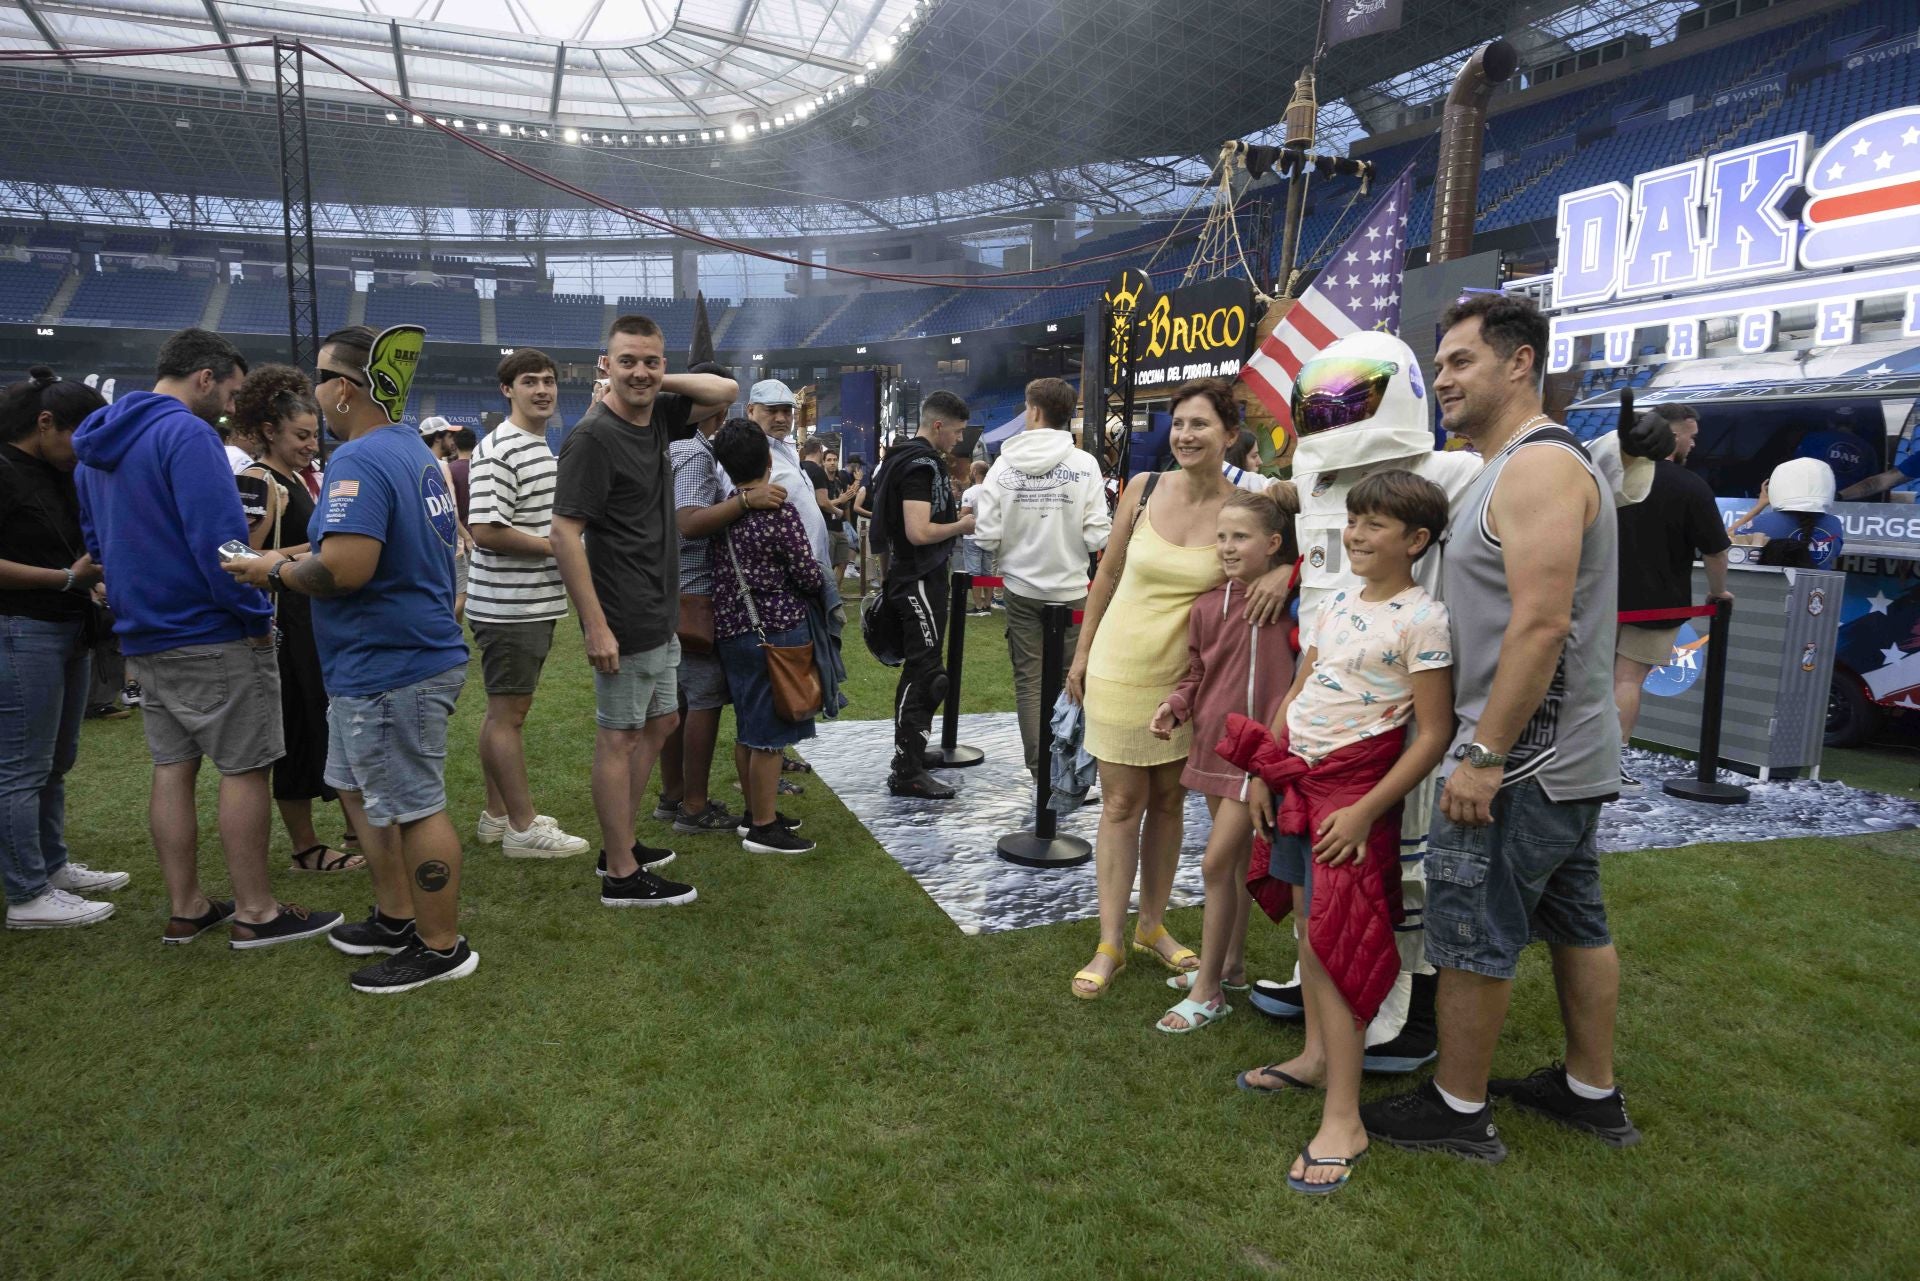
[
  {"xmin": 600, "ymin": 866, "xmax": 698, "ymax": 908},
  {"xmin": 478, "ymin": 810, "xmax": 568, "ymax": 845},
  {"xmin": 50, "ymin": 862, "xmax": 131, "ymax": 893},
  {"xmin": 742, "ymin": 823, "xmax": 815, "ymax": 855},
  {"xmin": 593, "ymin": 841, "xmax": 677, "ymax": 877},
  {"xmin": 503, "ymin": 820, "xmax": 589, "ymax": 858},
  {"xmin": 6, "ymin": 887, "xmax": 114, "ymax": 930},
  {"xmin": 227, "ymin": 903, "xmax": 344, "ymax": 950},
  {"xmin": 349, "ymin": 936, "xmax": 478, "ymax": 993}
]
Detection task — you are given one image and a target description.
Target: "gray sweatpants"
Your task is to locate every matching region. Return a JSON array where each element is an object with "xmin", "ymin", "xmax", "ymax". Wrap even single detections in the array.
[{"xmin": 1003, "ymin": 589, "xmax": 1085, "ymax": 779}]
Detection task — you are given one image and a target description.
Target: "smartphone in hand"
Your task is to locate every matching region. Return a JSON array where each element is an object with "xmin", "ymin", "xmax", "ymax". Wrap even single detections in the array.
[{"xmin": 218, "ymin": 539, "xmax": 260, "ymax": 563}]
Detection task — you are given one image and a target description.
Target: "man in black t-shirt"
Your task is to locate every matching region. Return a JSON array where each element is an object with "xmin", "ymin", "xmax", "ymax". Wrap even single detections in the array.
[
  {"xmin": 1614, "ymin": 404, "xmax": 1732, "ymax": 786},
  {"xmin": 552, "ymin": 314, "xmax": 736, "ymax": 903},
  {"xmin": 800, "ymin": 437, "xmax": 853, "ymax": 589},
  {"xmin": 868, "ymin": 391, "xmax": 974, "ymax": 798}
]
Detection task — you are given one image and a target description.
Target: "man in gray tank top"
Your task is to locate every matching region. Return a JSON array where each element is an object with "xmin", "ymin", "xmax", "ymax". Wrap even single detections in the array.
[{"xmin": 1362, "ymin": 295, "xmax": 1641, "ymax": 1163}]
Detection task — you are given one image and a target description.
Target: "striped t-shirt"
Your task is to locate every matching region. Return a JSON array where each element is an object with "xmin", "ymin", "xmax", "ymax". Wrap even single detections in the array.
[{"xmin": 466, "ymin": 422, "xmax": 567, "ymax": 623}]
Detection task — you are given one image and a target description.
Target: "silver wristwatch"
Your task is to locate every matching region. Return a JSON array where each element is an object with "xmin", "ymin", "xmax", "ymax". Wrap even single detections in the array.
[{"xmin": 1459, "ymin": 742, "xmax": 1507, "ymax": 769}]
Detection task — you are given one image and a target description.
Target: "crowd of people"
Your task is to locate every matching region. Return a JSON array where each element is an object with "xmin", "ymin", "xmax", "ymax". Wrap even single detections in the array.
[{"xmin": 2, "ymin": 291, "xmax": 1751, "ymax": 1180}]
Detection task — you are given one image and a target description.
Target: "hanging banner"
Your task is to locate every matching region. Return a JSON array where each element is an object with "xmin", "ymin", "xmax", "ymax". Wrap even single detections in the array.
[{"xmin": 1325, "ymin": 0, "xmax": 1403, "ymax": 48}]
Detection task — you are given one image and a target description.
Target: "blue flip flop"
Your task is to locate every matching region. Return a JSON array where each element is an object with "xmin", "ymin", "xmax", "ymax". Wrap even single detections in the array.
[{"xmin": 1286, "ymin": 1142, "xmax": 1367, "ymax": 1195}]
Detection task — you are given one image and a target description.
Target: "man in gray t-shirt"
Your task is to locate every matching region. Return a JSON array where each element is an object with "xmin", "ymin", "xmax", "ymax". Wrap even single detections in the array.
[
  {"xmin": 655, "ymin": 416, "xmax": 789, "ymax": 833},
  {"xmin": 1363, "ymin": 295, "xmax": 1640, "ymax": 1164}
]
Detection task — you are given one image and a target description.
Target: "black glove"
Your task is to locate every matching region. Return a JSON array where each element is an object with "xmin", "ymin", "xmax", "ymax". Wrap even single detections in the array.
[
  {"xmin": 688, "ymin": 360, "xmax": 732, "ymax": 380},
  {"xmin": 1616, "ymin": 389, "xmax": 1674, "ymax": 461}
]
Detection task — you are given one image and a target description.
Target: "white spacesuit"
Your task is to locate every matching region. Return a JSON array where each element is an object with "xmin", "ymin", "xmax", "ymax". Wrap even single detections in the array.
[{"xmin": 1256, "ymin": 330, "xmax": 1656, "ymax": 1069}]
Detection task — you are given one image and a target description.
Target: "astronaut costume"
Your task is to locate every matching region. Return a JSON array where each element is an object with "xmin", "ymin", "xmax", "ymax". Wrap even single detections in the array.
[{"xmin": 1255, "ymin": 330, "xmax": 1659, "ymax": 1070}]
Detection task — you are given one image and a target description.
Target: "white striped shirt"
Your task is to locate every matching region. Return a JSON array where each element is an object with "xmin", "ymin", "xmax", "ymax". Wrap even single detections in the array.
[{"xmin": 466, "ymin": 421, "xmax": 567, "ymax": 623}]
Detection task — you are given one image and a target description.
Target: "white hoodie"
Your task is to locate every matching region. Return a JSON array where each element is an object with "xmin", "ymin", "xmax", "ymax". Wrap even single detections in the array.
[{"xmin": 971, "ymin": 428, "xmax": 1111, "ymax": 602}]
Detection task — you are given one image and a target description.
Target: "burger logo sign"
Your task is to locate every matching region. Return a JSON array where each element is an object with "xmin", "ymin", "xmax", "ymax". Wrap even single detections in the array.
[{"xmin": 1539, "ymin": 107, "xmax": 1920, "ymax": 373}]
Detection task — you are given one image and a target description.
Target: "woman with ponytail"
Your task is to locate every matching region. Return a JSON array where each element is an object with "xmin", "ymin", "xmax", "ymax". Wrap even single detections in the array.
[{"xmin": 0, "ymin": 366, "xmax": 128, "ymax": 930}]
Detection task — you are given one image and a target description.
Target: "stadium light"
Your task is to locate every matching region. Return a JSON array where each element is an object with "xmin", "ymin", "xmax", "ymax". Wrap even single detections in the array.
[
  {"xmin": 731, "ymin": 124, "xmax": 748, "ymax": 140},
  {"xmin": 645, "ymin": 133, "xmax": 656, "ymax": 144},
  {"xmin": 411, "ymin": 114, "xmax": 424, "ymax": 124},
  {"xmin": 563, "ymin": 128, "xmax": 579, "ymax": 142},
  {"xmin": 539, "ymin": 128, "xmax": 549, "ymax": 138},
  {"xmin": 452, "ymin": 119, "xmax": 465, "ymax": 128},
  {"xmin": 600, "ymin": 133, "xmax": 610, "ymax": 143},
  {"xmin": 385, "ymin": 111, "xmax": 398, "ymax": 122},
  {"xmin": 677, "ymin": 132, "xmax": 688, "ymax": 142}
]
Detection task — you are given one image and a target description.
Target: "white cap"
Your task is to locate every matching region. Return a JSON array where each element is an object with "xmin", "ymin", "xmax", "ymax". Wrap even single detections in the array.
[
  {"xmin": 1769, "ymin": 457, "xmax": 1837, "ymax": 513},
  {"xmin": 419, "ymin": 416, "xmax": 453, "ymax": 437},
  {"xmin": 749, "ymin": 379, "xmax": 797, "ymax": 407}
]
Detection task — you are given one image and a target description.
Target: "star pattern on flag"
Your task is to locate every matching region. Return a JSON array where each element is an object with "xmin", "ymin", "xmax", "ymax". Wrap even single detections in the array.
[{"xmin": 1237, "ymin": 167, "xmax": 1415, "ymax": 430}]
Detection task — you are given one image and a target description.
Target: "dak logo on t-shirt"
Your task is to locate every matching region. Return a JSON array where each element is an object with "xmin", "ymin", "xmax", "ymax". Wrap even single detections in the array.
[{"xmin": 419, "ymin": 464, "xmax": 458, "ymax": 547}]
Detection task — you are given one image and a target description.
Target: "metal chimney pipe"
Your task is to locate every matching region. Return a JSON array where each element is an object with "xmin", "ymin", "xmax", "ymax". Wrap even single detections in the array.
[{"xmin": 1430, "ymin": 38, "xmax": 1518, "ymax": 264}]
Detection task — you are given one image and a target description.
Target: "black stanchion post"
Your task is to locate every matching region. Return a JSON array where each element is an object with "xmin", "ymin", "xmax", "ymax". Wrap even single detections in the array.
[
  {"xmin": 927, "ymin": 568, "xmax": 985, "ymax": 768},
  {"xmin": 999, "ymin": 603, "xmax": 1093, "ymax": 867},
  {"xmin": 1662, "ymin": 598, "xmax": 1749, "ymax": 805}
]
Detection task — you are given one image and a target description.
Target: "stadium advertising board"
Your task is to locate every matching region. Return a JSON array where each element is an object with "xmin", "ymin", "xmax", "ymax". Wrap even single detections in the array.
[
  {"xmin": 1540, "ymin": 106, "xmax": 1920, "ymax": 371},
  {"xmin": 1128, "ymin": 277, "xmax": 1256, "ymax": 391}
]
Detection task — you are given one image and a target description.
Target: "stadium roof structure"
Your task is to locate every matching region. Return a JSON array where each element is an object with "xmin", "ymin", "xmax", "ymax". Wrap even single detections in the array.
[{"xmin": 0, "ymin": 0, "xmax": 1694, "ymax": 241}]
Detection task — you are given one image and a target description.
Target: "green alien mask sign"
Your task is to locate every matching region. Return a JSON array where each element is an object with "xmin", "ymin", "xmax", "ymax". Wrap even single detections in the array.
[{"xmin": 365, "ymin": 325, "xmax": 426, "ymax": 425}]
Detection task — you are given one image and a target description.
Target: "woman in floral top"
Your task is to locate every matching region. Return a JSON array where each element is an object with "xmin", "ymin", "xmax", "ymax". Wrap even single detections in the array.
[{"xmin": 711, "ymin": 420, "xmax": 822, "ymax": 854}]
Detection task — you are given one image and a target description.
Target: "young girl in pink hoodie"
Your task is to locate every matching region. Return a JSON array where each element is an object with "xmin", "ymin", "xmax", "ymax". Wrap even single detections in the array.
[{"xmin": 1147, "ymin": 488, "xmax": 1298, "ymax": 1033}]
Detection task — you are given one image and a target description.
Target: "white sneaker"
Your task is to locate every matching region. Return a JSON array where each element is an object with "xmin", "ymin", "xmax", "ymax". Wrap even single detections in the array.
[
  {"xmin": 479, "ymin": 810, "xmax": 567, "ymax": 845},
  {"xmin": 6, "ymin": 887, "xmax": 114, "ymax": 930},
  {"xmin": 502, "ymin": 820, "xmax": 589, "ymax": 859},
  {"xmin": 50, "ymin": 862, "xmax": 131, "ymax": 893}
]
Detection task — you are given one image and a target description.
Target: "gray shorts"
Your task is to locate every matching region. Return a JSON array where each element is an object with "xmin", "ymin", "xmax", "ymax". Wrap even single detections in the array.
[
  {"xmin": 677, "ymin": 645, "xmax": 729, "ymax": 712},
  {"xmin": 830, "ymin": 528, "xmax": 853, "ymax": 568},
  {"xmin": 471, "ymin": 617, "xmax": 557, "ymax": 696},
  {"xmin": 128, "ymin": 638, "xmax": 285, "ymax": 775},
  {"xmin": 1424, "ymin": 777, "xmax": 1611, "ymax": 981},
  {"xmin": 324, "ymin": 663, "xmax": 467, "ymax": 827},
  {"xmin": 594, "ymin": 636, "xmax": 680, "ymax": 730}
]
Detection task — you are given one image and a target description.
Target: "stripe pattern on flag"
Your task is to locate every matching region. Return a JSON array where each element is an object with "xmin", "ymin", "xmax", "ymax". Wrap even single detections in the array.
[{"xmin": 1241, "ymin": 168, "xmax": 1415, "ymax": 433}]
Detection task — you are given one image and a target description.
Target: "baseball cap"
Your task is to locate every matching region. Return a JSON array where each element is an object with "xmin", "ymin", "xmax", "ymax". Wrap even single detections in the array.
[
  {"xmin": 1768, "ymin": 457, "xmax": 1837, "ymax": 514},
  {"xmin": 749, "ymin": 379, "xmax": 797, "ymax": 407},
  {"xmin": 418, "ymin": 416, "xmax": 453, "ymax": 437}
]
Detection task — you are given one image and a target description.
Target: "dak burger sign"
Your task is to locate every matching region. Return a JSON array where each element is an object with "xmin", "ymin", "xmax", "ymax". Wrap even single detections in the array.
[{"xmin": 1541, "ymin": 107, "xmax": 1920, "ymax": 370}]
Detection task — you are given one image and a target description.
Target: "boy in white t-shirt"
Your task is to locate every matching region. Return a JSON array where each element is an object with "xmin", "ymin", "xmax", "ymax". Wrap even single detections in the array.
[
  {"xmin": 1236, "ymin": 469, "xmax": 1456, "ymax": 1195},
  {"xmin": 465, "ymin": 349, "xmax": 588, "ymax": 859},
  {"xmin": 959, "ymin": 459, "xmax": 994, "ymax": 615}
]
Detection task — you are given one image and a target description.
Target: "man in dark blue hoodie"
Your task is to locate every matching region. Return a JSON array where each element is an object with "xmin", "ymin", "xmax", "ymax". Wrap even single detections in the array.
[{"xmin": 75, "ymin": 328, "xmax": 342, "ymax": 950}]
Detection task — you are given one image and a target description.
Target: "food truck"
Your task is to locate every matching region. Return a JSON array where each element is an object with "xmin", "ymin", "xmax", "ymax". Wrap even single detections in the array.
[{"xmin": 1513, "ymin": 105, "xmax": 1920, "ymax": 748}]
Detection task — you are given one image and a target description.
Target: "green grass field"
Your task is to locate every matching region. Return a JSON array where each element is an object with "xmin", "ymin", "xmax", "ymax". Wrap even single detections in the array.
[{"xmin": 4, "ymin": 609, "xmax": 1917, "ymax": 1279}]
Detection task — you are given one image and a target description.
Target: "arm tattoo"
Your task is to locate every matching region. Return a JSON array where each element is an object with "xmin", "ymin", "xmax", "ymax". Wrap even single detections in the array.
[{"xmin": 285, "ymin": 555, "xmax": 344, "ymax": 597}]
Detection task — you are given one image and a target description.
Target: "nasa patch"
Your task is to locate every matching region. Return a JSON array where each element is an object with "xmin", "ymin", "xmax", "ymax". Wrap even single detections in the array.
[
  {"xmin": 1808, "ymin": 588, "xmax": 1826, "ymax": 617},
  {"xmin": 1309, "ymin": 546, "xmax": 1327, "ymax": 569},
  {"xmin": 419, "ymin": 463, "xmax": 458, "ymax": 548}
]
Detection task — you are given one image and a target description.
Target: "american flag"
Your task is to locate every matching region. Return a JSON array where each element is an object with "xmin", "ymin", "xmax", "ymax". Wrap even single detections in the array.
[{"xmin": 1241, "ymin": 168, "xmax": 1413, "ymax": 432}]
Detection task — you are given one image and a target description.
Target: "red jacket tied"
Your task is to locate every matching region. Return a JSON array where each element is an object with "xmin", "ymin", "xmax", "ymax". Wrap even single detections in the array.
[{"xmin": 1214, "ymin": 712, "xmax": 1406, "ymax": 1023}]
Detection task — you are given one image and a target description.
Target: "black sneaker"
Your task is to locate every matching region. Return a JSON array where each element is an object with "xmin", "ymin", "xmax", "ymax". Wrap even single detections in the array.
[
  {"xmin": 162, "ymin": 898, "xmax": 235, "ymax": 945},
  {"xmin": 888, "ymin": 768, "xmax": 956, "ymax": 800},
  {"xmin": 328, "ymin": 905, "xmax": 418, "ymax": 956},
  {"xmin": 1249, "ymin": 978, "xmax": 1305, "ymax": 1021},
  {"xmin": 733, "ymin": 810, "xmax": 802, "ymax": 836},
  {"xmin": 349, "ymin": 936, "xmax": 478, "ymax": 993},
  {"xmin": 593, "ymin": 842, "xmax": 678, "ymax": 877},
  {"xmin": 600, "ymin": 866, "xmax": 698, "ymax": 908},
  {"xmin": 651, "ymin": 794, "xmax": 683, "ymax": 822},
  {"xmin": 228, "ymin": 903, "xmax": 345, "ymax": 951},
  {"xmin": 742, "ymin": 823, "xmax": 816, "ymax": 854},
  {"xmin": 1618, "ymin": 770, "xmax": 1642, "ymax": 792},
  {"xmin": 1489, "ymin": 1062, "xmax": 1643, "ymax": 1148},
  {"xmin": 1361, "ymin": 1079, "xmax": 1507, "ymax": 1164},
  {"xmin": 674, "ymin": 801, "xmax": 741, "ymax": 835}
]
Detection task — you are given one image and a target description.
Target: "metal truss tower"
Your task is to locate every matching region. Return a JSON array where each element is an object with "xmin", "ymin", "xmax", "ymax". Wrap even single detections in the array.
[{"xmin": 274, "ymin": 38, "xmax": 320, "ymax": 373}]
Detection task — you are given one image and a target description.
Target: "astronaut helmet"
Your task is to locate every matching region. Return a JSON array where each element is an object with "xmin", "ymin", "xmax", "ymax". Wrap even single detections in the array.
[{"xmin": 1289, "ymin": 331, "xmax": 1426, "ymax": 437}]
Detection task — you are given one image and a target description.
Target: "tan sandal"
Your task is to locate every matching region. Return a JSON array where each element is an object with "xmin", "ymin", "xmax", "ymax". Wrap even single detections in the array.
[
  {"xmin": 1071, "ymin": 941, "xmax": 1127, "ymax": 1000},
  {"xmin": 1132, "ymin": 922, "xmax": 1198, "ymax": 973}
]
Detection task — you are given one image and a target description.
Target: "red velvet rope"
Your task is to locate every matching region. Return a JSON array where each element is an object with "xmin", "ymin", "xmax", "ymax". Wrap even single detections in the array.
[{"xmin": 1616, "ymin": 604, "xmax": 1719, "ymax": 623}]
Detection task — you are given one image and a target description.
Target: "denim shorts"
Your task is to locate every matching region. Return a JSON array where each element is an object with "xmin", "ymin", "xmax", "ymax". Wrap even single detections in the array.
[
  {"xmin": 716, "ymin": 626, "xmax": 817, "ymax": 752},
  {"xmin": 324, "ymin": 663, "xmax": 466, "ymax": 827},
  {"xmin": 594, "ymin": 636, "xmax": 679, "ymax": 730},
  {"xmin": 1423, "ymin": 777, "xmax": 1611, "ymax": 981},
  {"xmin": 958, "ymin": 540, "xmax": 994, "ymax": 578},
  {"xmin": 128, "ymin": 638, "xmax": 285, "ymax": 776},
  {"xmin": 1267, "ymin": 832, "xmax": 1314, "ymax": 917},
  {"xmin": 676, "ymin": 645, "xmax": 729, "ymax": 713}
]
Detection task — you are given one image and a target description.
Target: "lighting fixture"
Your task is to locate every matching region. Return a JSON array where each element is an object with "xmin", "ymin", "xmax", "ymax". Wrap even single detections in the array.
[
  {"xmin": 677, "ymin": 132, "xmax": 688, "ymax": 142},
  {"xmin": 539, "ymin": 128, "xmax": 549, "ymax": 138},
  {"xmin": 620, "ymin": 134, "xmax": 629, "ymax": 144},
  {"xmin": 563, "ymin": 128, "xmax": 579, "ymax": 142},
  {"xmin": 385, "ymin": 111, "xmax": 398, "ymax": 122},
  {"xmin": 452, "ymin": 119, "xmax": 464, "ymax": 128},
  {"xmin": 731, "ymin": 123, "xmax": 748, "ymax": 140}
]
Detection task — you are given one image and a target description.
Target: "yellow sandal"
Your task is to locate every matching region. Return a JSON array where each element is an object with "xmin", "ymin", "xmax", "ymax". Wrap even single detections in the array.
[
  {"xmin": 1071, "ymin": 941, "xmax": 1128, "ymax": 1000},
  {"xmin": 1132, "ymin": 922, "xmax": 1199, "ymax": 974}
]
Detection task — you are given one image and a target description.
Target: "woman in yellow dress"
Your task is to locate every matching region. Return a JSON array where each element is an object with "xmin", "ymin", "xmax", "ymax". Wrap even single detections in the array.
[{"xmin": 1065, "ymin": 379, "xmax": 1239, "ymax": 998}]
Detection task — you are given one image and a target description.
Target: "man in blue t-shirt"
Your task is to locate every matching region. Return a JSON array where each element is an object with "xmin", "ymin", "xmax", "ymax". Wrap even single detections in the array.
[
  {"xmin": 227, "ymin": 325, "xmax": 475, "ymax": 994},
  {"xmin": 1840, "ymin": 439, "xmax": 1920, "ymax": 503}
]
